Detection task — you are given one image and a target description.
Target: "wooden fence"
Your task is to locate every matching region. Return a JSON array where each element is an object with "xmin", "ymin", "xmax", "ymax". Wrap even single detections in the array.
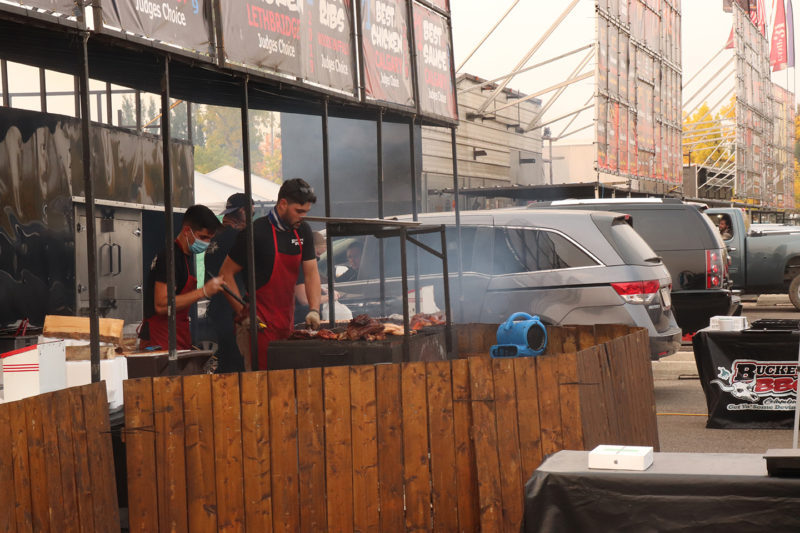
[
  {"xmin": 0, "ymin": 382, "xmax": 120, "ymax": 533},
  {"xmin": 124, "ymin": 324, "xmax": 657, "ymax": 532}
]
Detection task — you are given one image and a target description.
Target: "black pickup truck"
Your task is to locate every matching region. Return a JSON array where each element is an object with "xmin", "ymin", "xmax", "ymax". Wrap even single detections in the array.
[{"xmin": 535, "ymin": 198, "xmax": 740, "ymax": 333}]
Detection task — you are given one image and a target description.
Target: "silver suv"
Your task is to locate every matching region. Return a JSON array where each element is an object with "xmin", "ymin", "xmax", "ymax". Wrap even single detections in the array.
[{"xmin": 325, "ymin": 208, "xmax": 682, "ymax": 359}]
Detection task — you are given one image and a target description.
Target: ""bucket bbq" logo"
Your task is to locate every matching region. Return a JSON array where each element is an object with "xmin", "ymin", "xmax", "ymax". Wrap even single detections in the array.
[{"xmin": 711, "ymin": 359, "xmax": 797, "ymax": 411}]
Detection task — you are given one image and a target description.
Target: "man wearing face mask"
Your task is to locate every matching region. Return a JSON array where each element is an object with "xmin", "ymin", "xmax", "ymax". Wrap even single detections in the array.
[{"xmin": 139, "ymin": 205, "xmax": 224, "ymax": 350}]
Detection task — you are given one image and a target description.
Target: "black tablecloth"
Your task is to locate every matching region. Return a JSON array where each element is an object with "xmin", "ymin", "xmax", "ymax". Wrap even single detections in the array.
[
  {"xmin": 523, "ymin": 450, "xmax": 800, "ymax": 533},
  {"xmin": 692, "ymin": 330, "xmax": 798, "ymax": 428}
]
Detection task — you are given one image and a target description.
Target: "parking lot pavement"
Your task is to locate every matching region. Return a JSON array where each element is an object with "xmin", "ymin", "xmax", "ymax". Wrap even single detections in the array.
[{"xmin": 651, "ymin": 298, "xmax": 797, "ymax": 454}]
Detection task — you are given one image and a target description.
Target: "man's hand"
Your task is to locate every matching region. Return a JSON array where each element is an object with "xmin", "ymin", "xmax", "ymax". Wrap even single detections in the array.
[
  {"xmin": 305, "ymin": 309, "xmax": 321, "ymax": 330},
  {"xmin": 203, "ymin": 276, "xmax": 224, "ymax": 298}
]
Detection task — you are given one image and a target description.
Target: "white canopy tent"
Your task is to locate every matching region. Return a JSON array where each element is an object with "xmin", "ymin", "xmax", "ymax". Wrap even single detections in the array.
[{"xmin": 193, "ymin": 165, "xmax": 280, "ymax": 214}]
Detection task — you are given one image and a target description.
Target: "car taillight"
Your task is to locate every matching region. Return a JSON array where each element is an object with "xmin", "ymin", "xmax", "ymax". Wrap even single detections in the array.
[
  {"xmin": 611, "ymin": 280, "xmax": 660, "ymax": 304},
  {"xmin": 706, "ymin": 249, "xmax": 723, "ymax": 289}
]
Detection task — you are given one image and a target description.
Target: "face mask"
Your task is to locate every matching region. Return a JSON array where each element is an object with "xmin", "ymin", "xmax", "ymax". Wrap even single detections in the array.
[{"xmin": 189, "ymin": 229, "xmax": 210, "ymax": 254}]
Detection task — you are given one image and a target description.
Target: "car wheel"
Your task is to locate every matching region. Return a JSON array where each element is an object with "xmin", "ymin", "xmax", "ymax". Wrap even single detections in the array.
[{"xmin": 789, "ymin": 275, "xmax": 800, "ymax": 311}]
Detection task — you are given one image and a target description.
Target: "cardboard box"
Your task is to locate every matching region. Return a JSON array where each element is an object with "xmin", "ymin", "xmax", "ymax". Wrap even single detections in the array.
[
  {"xmin": 588, "ymin": 445, "xmax": 654, "ymax": 471},
  {"xmin": 65, "ymin": 357, "xmax": 128, "ymax": 409},
  {"xmin": 0, "ymin": 340, "xmax": 67, "ymax": 403}
]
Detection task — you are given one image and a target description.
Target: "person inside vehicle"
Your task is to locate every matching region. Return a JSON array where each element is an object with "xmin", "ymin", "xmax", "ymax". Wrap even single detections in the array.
[
  {"xmin": 219, "ymin": 178, "xmax": 321, "ymax": 370},
  {"xmin": 718, "ymin": 215, "xmax": 733, "ymax": 240},
  {"xmin": 139, "ymin": 204, "xmax": 224, "ymax": 350},
  {"xmin": 335, "ymin": 241, "xmax": 363, "ymax": 283}
]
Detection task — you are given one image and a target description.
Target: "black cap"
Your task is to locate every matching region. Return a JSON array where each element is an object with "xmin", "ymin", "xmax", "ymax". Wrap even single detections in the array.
[{"xmin": 220, "ymin": 193, "xmax": 249, "ymax": 215}]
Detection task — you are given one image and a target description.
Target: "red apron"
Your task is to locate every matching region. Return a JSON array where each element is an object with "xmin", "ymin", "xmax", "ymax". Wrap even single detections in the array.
[
  {"xmin": 254, "ymin": 224, "xmax": 302, "ymax": 369},
  {"xmin": 140, "ymin": 250, "xmax": 196, "ymax": 350}
]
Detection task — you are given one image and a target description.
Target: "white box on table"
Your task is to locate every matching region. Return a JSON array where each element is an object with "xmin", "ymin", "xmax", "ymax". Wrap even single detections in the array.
[
  {"xmin": 0, "ymin": 340, "xmax": 66, "ymax": 403},
  {"xmin": 588, "ymin": 444, "xmax": 654, "ymax": 471}
]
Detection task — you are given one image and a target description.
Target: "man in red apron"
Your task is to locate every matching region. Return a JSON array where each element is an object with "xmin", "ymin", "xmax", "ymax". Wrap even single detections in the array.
[
  {"xmin": 219, "ymin": 179, "xmax": 321, "ymax": 370},
  {"xmin": 139, "ymin": 205, "xmax": 224, "ymax": 350}
]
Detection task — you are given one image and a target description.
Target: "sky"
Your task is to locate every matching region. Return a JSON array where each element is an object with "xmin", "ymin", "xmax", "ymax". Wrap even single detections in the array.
[{"xmin": 450, "ymin": 0, "xmax": 799, "ymax": 144}]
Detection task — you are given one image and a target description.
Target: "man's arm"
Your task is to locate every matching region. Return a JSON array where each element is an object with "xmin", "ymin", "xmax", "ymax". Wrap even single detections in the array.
[
  {"xmin": 219, "ymin": 256, "xmax": 245, "ymax": 313},
  {"xmin": 153, "ymin": 277, "xmax": 223, "ymax": 314},
  {"xmin": 303, "ymin": 259, "xmax": 321, "ymax": 314}
]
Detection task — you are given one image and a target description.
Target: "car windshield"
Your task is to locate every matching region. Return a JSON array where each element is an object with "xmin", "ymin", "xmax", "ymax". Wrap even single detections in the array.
[{"xmin": 594, "ymin": 214, "xmax": 661, "ymax": 266}]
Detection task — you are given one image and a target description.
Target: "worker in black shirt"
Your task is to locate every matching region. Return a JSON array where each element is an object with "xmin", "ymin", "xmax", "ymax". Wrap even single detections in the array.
[
  {"xmin": 219, "ymin": 179, "xmax": 321, "ymax": 370},
  {"xmin": 204, "ymin": 193, "xmax": 252, "ymax": 373},
  {"xmin": 139, "ymin": 205, "xmax": 223, "ymax": 350}
]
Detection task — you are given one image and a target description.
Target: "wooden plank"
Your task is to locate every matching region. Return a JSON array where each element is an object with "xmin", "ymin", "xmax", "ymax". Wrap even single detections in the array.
[
  {"xmin": 124, "ymin": 378, "xmax": 157, "ymax": 533},
  {"xmin": 295, "ymin": 368, "xmax": 325, "ymax": 533},
  {"xmin": 324, "ymin": 366, "xmax": 354, "ymax": 532},
  {"xmin": 8, "ymin": 400, "xmax": 32, "ymax": 533},
  {"xmin": 68, "ymin": 387, "xmax": 95, "ymax": 533},
  {"xmin": 451, "ymin": 359, "xmax": 478, "ymax": 533},
  {"xmin": 556, "ymin": 352, "xmax": 585, "ymax": 450},
  {"xmin": 603, "ymin": 337, "xmax": 629, "ymax": 443},
  {"xmin": 560, "ymin": 327, "xmax": 578, "ymax": 354},
  {"xmin": 212, "ymin": 373, "xmax": 246, "ymax": 532},
  {"xmin": 426, "ymin": 361, "xmax": 458, "ymax": 532},
  {"xmin": 241, "ymin": 371, "xmax": 273, "ymax": 533},
  {"xmin": 43, "ymin": 315, "xmax": 124, "ymax": 344},
  {"xmin": 269, "ymin": 370, "xmax": 300, "ymax": 533},
  {"xmin": 350, "ymin": 365, "xmax": 380, "ymax": 533},
  {"xmin": 376, "ymin": 364, "xmax": 405, "ymax": 532},
  {"xmin": 468, "ymin": 356, "xmax": 502, "ymax": 533},
  {"xmin": 535, "ymin": 355, "xmax": 563, "ymax": 456},
  {"xmin": 544, "ymin": 326, "xmax": 563, "ymax": 355},
  {"xmin": 576, "ymin": 325, "xmax": 597, "ymax": 351},
  {"xmin": 596, "ymin": 342, "xmax": 622, "ymax": 443},
  {"xmin": 491, "ymin": 358, "xmax": 524, "ymax": 533},
  {"xmin": 25, "ymin": 394, "xmax": 51, "ymax": 533},
  {"xmin": 402, "ymin": 362, "xmax": 433, "ymax": 532},
  {"xmin": 574, "ymin": 346, "xmax": 610, "ymax": 449},
  {"xmin": 84, "ymin": 384, "xmax": 120, "ymax": 532},
  {"xmin": 513, "ymin": 357, "xmax": 543, "ymax": 480},
  {"xmin": 152, "ymin": 377, "xmax": 188, "ymax": 533},
  {"xmin": 0, "ymin": 403, "xmax": 18, "ymax": 533},
  {"xmin": 38, "ymin": 393, "xmax": 67, "ymax": 533},
  {"xmin": 183, "ymin": 374, "xmax": 218, "ymax": 533},
  {"xmin": 53, "ymin": 392, "xmax": 80, "ymax": 533}
]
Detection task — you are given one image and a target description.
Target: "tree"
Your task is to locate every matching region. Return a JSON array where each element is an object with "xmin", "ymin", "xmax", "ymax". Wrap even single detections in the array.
[
  {"xmin": 682, "ymin": 98, "xmax": 735, "ymax": 169},
  {"xmin": 193, "ymin": 105, "xmax": 280, "ymax": 179}
]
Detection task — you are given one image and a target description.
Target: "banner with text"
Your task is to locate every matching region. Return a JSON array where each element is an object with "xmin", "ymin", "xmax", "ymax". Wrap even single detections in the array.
[
  {"xmin": 101, "ymin": 0, "xmax": 213, "ymax": 57},
  {"xmin": 360, "ymin": 0, "xmax": 414, "ymax": 107},
  {"xmin": 417, "ymin": 0, "xmax": 447, "ymax": 13},
  {"xmin": 307, "ymin": 0, "xmax": 356, "ymax": 93},
  {"xmin": 412, "ymin": 2, "xmax": 456, "ymax": 121},
  {"xmin": 17, "ymin": 0, "xmax": 79, "ymax": 15},
  {"xmin": 219, "ymin": 0, "xmax": 305, "ymax": 79}
]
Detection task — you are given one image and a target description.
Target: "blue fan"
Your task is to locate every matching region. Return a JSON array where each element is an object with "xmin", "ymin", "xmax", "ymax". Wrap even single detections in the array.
[{"xmin": 490, "ymin": 313, "xmax": 548, "ymax": 358}]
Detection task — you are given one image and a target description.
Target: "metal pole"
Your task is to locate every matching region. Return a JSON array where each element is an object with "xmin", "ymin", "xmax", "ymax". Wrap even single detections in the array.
[
  {"xmin": 105, "ymin": 81, "xmax": 112, "ymax": 125},
  {"xmin": 323, "ymin": 99, "xmax": 335, "ymax": 327},
  {"xmin": 1, "ymin": 59, "xmax": 9, "ymax": 107},
  {"xmin": 80, "ymin": 33, "xmax": 101, "ymax": 383},
  {"xmin": 160, "ymin": 55, "xmax": 178, "ymax": 375},
  {"xmin": 187, "ymin": 101, "xmax": 193, "ymax": 144},
  {"xmin": 409, "ymin": 117, "xmax": 420, "ymax": 306},
  {"xmin": 475, "ymin": 0, "xmax": 580, "ymax": 115},
  {"xmin": 549, "ymin": 137, "xmax": 554, "ymax": 184},
  {"xmin": 241, "ymin": 77, "xmax": 259, "ymax": 371},
  {"xmin": 377, "ymin": 109, "xmax": 386, "ymax": 317},
  {"xmin": 439, "ymin": 225, "xmax": 452, "ymax": 354},
  {"xmin": 682, "ymin": 46, "xmax": 725, "ymax": 89},
  {"xmin": 456, "ymin": 0, "xmax": 521, "ymax": 72},
  {"xmin": 400, "ymin": 228, "xmax": 410, "ymax": 362},
  {"xmin": 450, "ymin": 127, "xmax": 463, "ymax": 324},
  {"xmin": 458, "ymin": 45, "xmax": 595, "ymax": 95},
  {"xmin": 524, "ymin": 48, "xmax": 594, "ymax": 130},
  {"xmin": 493, "ymin": 72, "xmax": 594, "ymax": 114},
  {"xmin": 353, "ymin": 0, "xmax": 367, "ymax": 101},
  {"xmin": 39, "ymin": 68, "xmax": 47, "ymax": 113},
  {"xmin": 135, "ymin": 89, "xmax": 142, "ymax": 133}
]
